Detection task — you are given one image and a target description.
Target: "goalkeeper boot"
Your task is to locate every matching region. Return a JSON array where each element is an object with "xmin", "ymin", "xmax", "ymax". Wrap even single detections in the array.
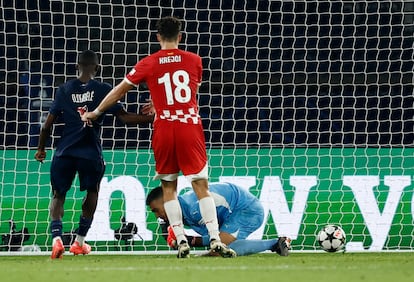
[
  {"xmin": 51, "ymin": 237, "xmax": 65, "ymax": 259},
  {"xmin": 271, "ymin": 237, "xmax": 291, "ymax": 256},
  {"xmin": 69, "ymin": 241, "xmax": 92, "ymax": 255},
  {"xmin": 210, "ymin": 239, "xmax": 237, "ymax": 258},
  {"xmin": 177, "ymin": 240, "xmax": 190, "ymax": 258}
]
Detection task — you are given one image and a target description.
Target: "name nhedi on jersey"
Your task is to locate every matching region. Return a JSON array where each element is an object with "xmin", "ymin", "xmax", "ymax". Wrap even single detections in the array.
[
  {"xmin": 159, "ymin": 55, "xmax": 182, "ymax": 64},
  {"xmin": 72, "ymin": 91, "xmax": 94, "ymax": 103}
]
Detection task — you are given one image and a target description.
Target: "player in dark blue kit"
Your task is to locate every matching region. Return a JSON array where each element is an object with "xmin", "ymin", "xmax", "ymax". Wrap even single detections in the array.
[{"xmin": 35, "ymin": 50, "xmax": 154, "ymax": 259}]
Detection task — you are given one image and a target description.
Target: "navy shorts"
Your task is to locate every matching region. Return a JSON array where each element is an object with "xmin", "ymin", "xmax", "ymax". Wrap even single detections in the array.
[{"xmin": 50, "ymin": 155, "xmax": 105, "ymax": 195}]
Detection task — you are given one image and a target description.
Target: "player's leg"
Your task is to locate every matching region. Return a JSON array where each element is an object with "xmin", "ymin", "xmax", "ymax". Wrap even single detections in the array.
[
  {"xmin": 194, "ymin": 192, "xmax": 236, "ymax": 257},
  {"xmin": 75, "ymin": 190, "xmax": 98, "ymax": 245},
  {"xmin": 175, "ymin": 123, "xmax": 219, "ymax": 241},
  {"xmin": 152, "ymin": 122, "xmax": 189, "ymax": 257},
  {"xmin": 177, "ymin": 123, "xmax": 233, "ymax": 256},
  {"xmin": 49, "ymin": 156, "xmax": 76, "ymax": 259},
  {"xmin": 218, "ymin": 215, "xmax": 289, "ymax": 256},
  {"xmin": 217, "ymin": 230, "xmax": 277, "ymax": 256},
  {"xmin": 220, "ymin": 201, "xmax": 291, "ymax": 256},
  {"xmin": 49, "ymin": 190, "xmax": 65, "ymax": 236},
  {"xmin": 191, "ymin": 177, "xmax": 221, "ymax": 243},
  {"xmin": 228, "ymin": 238, "xmax": 279, "ymax": 256},
  {"xmin": 177, "ymin": 127, "xmax": 220, "ymax": 242},
  {"xmin": 49, "ymin": 190, "xmax": 66, "ymax": 259},
  {"xmin": 69, "ymin": 157, "xmax": 104, "ymax": 255},
  {"xmin": 161, "ymin": 178, "xmax": 184, "ymax": 242},
  {"xmin": 160, "ymin": 178, "xmax": 190, "ymax": 258},
  {"xmin": 191, "ymin": 178, "xmax": 237, "ymax": 256},
  {"xmin": 219, "ymin": 200, "xmax": 283, "ymax": 256}
]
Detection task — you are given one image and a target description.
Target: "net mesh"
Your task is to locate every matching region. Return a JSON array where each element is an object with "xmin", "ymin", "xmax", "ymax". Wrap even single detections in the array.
[{"xmin": 0, "ymin": 0, "xmax": 413, "ymax": 253}]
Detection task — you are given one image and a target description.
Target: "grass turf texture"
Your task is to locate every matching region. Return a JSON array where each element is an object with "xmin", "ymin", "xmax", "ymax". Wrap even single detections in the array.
[{"xmin": 0, "ymin": 253, "xmax": 412, "ymax": 282}]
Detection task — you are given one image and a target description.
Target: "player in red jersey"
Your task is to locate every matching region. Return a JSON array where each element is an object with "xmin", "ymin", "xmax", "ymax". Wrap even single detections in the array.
[{"xmin": 82, "ymin": 16, "xmax": 234, "ymax": 258}]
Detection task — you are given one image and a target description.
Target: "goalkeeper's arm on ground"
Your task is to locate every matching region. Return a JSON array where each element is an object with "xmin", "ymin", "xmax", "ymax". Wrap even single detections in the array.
[{"xmin": 164, "ymin": 225, "xmax": 202, "ymax": 249}]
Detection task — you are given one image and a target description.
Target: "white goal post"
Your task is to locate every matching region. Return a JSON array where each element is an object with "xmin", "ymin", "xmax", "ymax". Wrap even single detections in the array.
[{"xmin": 0, "ymin": 1, "xmax": 413, "ymax": 254}]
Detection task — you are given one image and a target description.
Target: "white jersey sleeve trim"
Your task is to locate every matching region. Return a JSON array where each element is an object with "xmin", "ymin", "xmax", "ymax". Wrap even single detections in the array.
[{"xmin": 123, "ymin": 77, "xmax": 138, "ymax": 87}]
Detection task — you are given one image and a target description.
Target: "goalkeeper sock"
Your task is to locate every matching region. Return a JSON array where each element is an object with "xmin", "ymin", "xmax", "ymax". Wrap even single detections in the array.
[
  {"xmin": 199, "ymin": 196, "xmax": 220, "ymax": 241},
  {"xmin": 228, "ymin": 239, "xmax": 278, "ymax": 256},
  {"xmin": 164, "ymin": 199, "xmax": 187, "ymax": 243},
  {"xmin": 50, "ymin": 220, "xmax": 62, "ymax": 239}
]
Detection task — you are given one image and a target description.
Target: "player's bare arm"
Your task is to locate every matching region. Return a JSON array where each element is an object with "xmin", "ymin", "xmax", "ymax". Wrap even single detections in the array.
[
  {"xmin": 115, "ymin": 108, "xmax": 154, "ymax": 125},
  {"xmin": 82, "ymin": 80, "xmax": 133, "ymax": 121},
  {"xmin": 34, "ymin": 113, "xmax": 57, "ymax": 162}
]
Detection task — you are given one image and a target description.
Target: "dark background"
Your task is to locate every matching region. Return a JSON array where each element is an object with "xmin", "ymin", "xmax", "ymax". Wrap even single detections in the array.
[{"xmin": 1, "ymin": 0, "xmax": 413, "ymax": 149}]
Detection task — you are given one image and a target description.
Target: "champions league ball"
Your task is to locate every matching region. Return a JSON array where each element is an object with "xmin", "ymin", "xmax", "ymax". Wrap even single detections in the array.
[{"xmin": 317, "ymin": 224, "xmax": 346, "ymax": 252}]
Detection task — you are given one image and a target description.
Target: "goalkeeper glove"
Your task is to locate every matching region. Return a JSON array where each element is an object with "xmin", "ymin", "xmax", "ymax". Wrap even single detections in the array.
[{"xmin": 167, "ymin": 226, "xmax": 177, "ymax": 249}]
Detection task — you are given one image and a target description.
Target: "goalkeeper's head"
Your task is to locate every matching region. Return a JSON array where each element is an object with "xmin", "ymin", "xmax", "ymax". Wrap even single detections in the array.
[
  {"xmin": 146, "ymin": 186, "xmax": 168, "ymax": 222},
  {"xmin": 156, "ymin": 16, "xmax": 182, "ymax": 42},
  {"xmin": 77, "ymin": 50, "xmax": 99, "ymax": 75}
]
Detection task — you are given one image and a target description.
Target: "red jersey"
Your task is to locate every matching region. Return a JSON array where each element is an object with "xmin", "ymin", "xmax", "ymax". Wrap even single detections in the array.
[{"xmin": 124, "ymin": 49, "xmax": 203, "ymax": 125}]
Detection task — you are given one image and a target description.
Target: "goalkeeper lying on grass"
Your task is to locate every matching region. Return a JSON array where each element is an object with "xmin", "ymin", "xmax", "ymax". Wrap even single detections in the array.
[{"xmin": 146, "ymin": 182, "xmax": 291, "ymax": 257}]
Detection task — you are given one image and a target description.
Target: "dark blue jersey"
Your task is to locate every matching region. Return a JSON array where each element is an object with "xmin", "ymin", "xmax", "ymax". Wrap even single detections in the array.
[{"xmin": 49, "ymin": 79, "xmax": 122, "ymax": 160}]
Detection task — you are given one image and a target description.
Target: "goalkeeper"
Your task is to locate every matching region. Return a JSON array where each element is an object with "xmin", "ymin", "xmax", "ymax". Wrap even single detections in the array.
[
  {"xmin": 146, "ymin": 182, "xmax": 291, "ymax": 256},
  {"xmin": 35, "ymin": 50, "xmax": 154, "ymax": 259}
]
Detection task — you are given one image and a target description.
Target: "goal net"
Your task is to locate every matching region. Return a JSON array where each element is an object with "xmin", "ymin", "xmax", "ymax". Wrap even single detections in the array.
[{"xmin": 0, "ymin": 0, "xmax": 413, "ymax": 253}]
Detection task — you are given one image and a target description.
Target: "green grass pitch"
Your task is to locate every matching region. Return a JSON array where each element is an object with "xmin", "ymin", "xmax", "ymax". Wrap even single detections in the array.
[{"xmin": 0, "ymin": 253, "xmax": 412, "ymax": 282}]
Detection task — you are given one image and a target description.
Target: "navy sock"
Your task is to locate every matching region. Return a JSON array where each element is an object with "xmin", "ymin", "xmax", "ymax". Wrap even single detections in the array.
[
  {"xmin": 77, "ymin": 216, "xmax": 93, "ymax": 236},
  {"xmin": 229, "ymin": 239, "xmax": 278, "ymax": 256},
  {"xmin": 50, "ymin": 220, "xmax": 62, "ymax": 238}
]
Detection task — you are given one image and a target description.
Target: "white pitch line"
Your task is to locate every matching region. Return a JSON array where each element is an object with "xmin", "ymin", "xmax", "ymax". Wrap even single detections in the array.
[{"xmin": 42, "ymin": 264, "xmax": 380, "ymax": 272}]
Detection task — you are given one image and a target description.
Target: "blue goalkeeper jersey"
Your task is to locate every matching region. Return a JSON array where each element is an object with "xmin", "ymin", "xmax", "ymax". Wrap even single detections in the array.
[
  {"xmin": 49, "ymin": 78, "xmax": 122, "ymax": 160},
  {"xmin": 178, "ymin": 182, "xmax": 260, "ymax": 239}
]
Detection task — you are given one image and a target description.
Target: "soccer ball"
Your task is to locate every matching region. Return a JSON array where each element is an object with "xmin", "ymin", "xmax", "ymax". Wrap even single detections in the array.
[{"xmin": 317, "ymin": 224, "xmax": 346, "ymax": 252}]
